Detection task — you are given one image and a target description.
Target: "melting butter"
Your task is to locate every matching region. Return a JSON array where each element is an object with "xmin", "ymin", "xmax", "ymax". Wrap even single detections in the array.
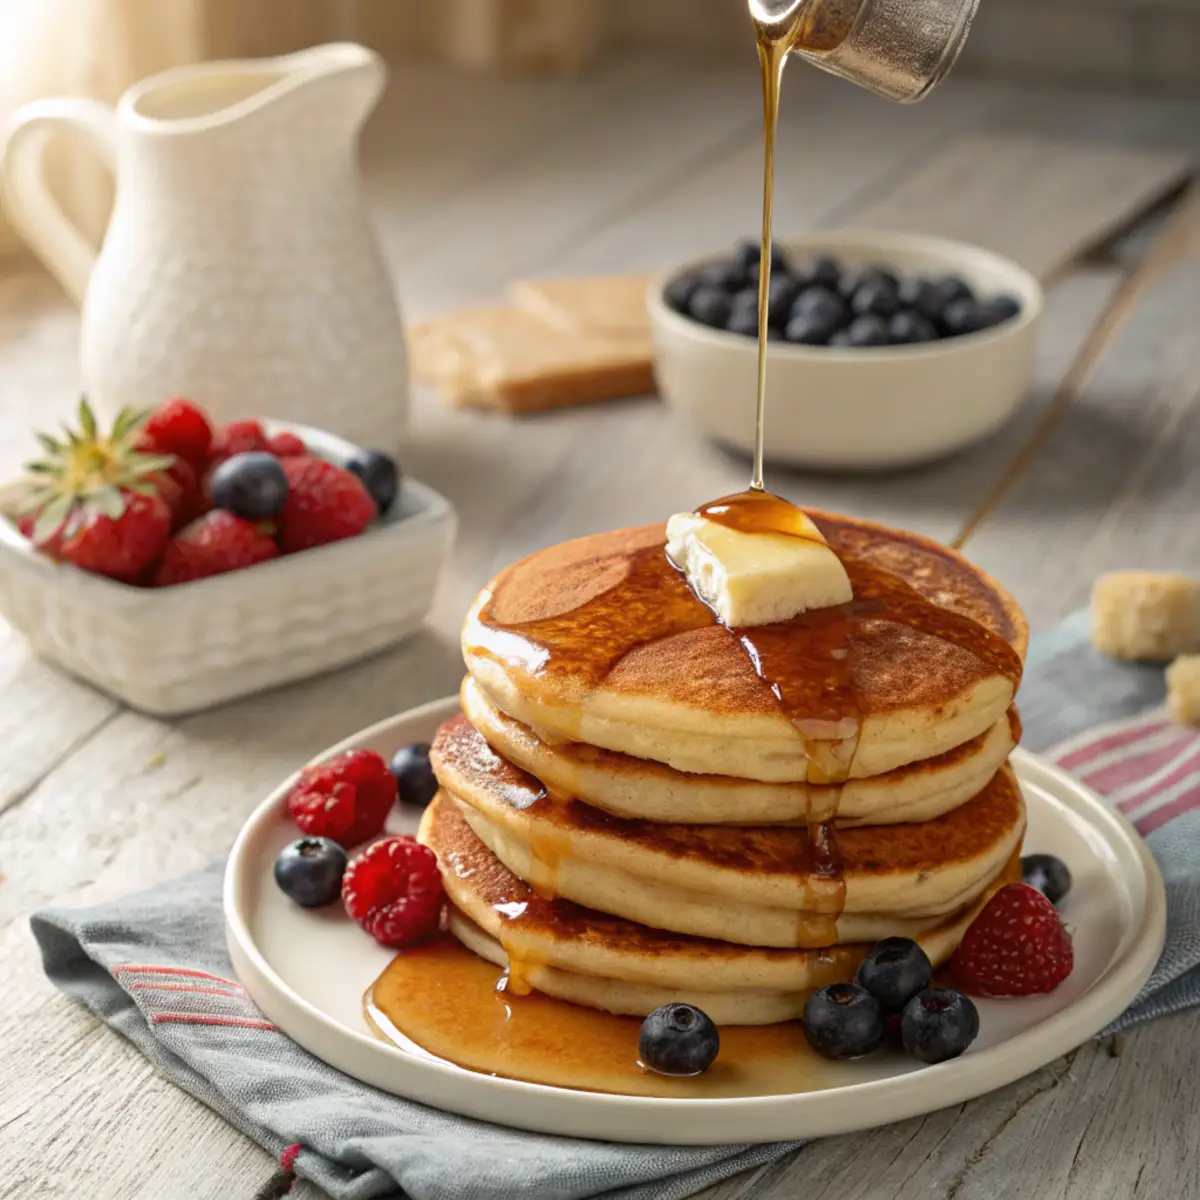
[{"xmin": 665, "ymin": 503, "xmax": 852, "ymax": 627}]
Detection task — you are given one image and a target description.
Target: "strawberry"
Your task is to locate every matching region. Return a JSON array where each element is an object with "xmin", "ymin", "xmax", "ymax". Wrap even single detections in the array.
[
  {"xmin": 266, "ymin": 431, "xmax": 307, "ymax": 458},
  {"xmin": 950, "ymin": 883, "xmax": 1074, "ymax": 997},
  {"xmin": 154, "ymin": 510, "xmax": 279, "ymax": 585},
  {"xmin": 150, "ymin": 455, "xmax": 204, "ymax": 531},
  {"xmin": 286, "ymin": 749, "xmax": 398, "ymax": 847},
  {"xmin": 18, "ymin": 398, "xmax": 176, "ymax": 580},
  {"xmin": 59, "ymin": 490, "xmax": 172, "ymax": 582},
  {"xmin": 209, "ymin": 419, "xmax": 269, "ymax": 465},
  {"xmin": 17, "ymin": 512, "xmax": 65, "ymax": 557},
  {"xmin": 342, "ymin": 836, "xmax": 443, "ymax": 947},
  {"xmin": 277, "ymin": 455, "xmax": 375, "ymax": 553},
  {"xmin": 140, "ymin": 397, "xmax": 213, "ymax": 465}
]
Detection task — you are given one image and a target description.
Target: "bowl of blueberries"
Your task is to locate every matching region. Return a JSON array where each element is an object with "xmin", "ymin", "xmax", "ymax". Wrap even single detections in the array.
[{"xmin": 647, "ymin": 230, "xmax": 1042, "ymax": 471}]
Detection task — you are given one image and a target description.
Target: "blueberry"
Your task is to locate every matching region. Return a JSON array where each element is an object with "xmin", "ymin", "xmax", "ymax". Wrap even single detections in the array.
[
  {"xmin": 664, "ymin": 272, "xmax": 702, "ymax": 313},
  {"xmin": 725, "ymin": 307, "xmax": 761, "ymax": 338},
  {"xmin": 391, "ymin": 742, "xmax": 438, "ymax": 808},
  {"xmin": 688, "ymin": 286, "xmax": 734, "ymax": 328},
  {"xmin": 767, "ymin": 275, "xmax": 802, "ymax": 327},
  {"xmin": 850, "ymin": 279, "xmax": 900, "ymax": 320},
  {"xmin": 888, "ymin": 311, "xmax": 939, "ymax": 345},
  {"xmin": 986, "ymin": 294, "xmax": 1022, "ymax": 324},
  {"xmin": 933, "ymin": 275, "xmax": 976, "ymax": 309},
  {"xmin": 729, "ymin": 287, "xmax": 760, "ymax": 315},
  {"xmin": 734, "ymin": 238, "xmax": 790, "ymax": 273},
  {"xmin": 696, "ymin": 260, "xmax": 747, "ymax": 292},
  {"xmin": 638, "ymin": 1003, "xmax": 720, "ymax": 1076},
  {"xmin": 841, "ymin": 266, "xmax": 899, "ymax": 300},
  {"xmin": 897, "ymin": 277, "xmax": 942, "ymax": 322},
  {"xmin": 785, "ymin": 314, "xmax": 835, "ymax": 346},
  {"xmin": 274, "ymin": 837, "xmax": 348, "ymax": 907},
  {"xmin": 347, "ymin": 450, "xmax": 400, "ymax": 516},
  {"xmin": 856, "ymin": 937, "xmax": 933, "ymax": 1012},
  {"xmin": 900, "ymin": 988, "xmax": 979, "ymax": 1064},
  {"xmin": 829, "ymin": 329, "xmax": 855, "ymax": 347},
  {"xmin": 807, "ymin": 254, "xmax": 843, "ymax": 289},
  {"xmin": 1022, "ymin": 853, "xmax": 1072, "ymax": 905},
  {"xmin": 791, "ymin": 286, "xmax": 847, "ymax": 330},
  {"xmin": 210, "ymin": 452, "xmax": 288, "ymax": 519},
  {"xmin": 803, "ymin": 982, "xmax": 884, "ymax": 1060},
  {"xmin": 843, "ymin": 315, "xmax": 890, "ymax": 347},
  {"xmin": 940, "ymin": 299, "xmax": 986, "ymax": 338}
]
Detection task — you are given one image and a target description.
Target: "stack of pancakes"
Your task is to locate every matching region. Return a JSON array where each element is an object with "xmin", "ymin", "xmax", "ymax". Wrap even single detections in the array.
[{"xmin": 423, "ymin": 512, "xmax": 1028, "ymax": 1025}]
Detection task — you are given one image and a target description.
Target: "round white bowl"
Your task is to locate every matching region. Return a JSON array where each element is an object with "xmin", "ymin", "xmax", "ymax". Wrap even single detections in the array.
[{"xmin": 647, "ymin": 230, "xmax": 1044, "ymax": 472}]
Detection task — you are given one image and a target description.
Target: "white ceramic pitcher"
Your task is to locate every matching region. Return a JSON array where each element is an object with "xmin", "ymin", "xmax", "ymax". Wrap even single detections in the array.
[{"xmin": 1, "ymin": 43, "xmax": 407, "ymax": 452}]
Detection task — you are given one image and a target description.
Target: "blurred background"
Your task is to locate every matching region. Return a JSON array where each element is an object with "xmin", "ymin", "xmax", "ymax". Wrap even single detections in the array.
[{"xmin": 0, "ymin": 0, "xmax": 1194, "ymax": 268}]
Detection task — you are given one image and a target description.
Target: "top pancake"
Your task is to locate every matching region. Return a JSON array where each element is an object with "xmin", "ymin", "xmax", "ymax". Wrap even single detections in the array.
[{"xmin": 463, "ymin": 511, "xmax": 1027, "ymax": 782}]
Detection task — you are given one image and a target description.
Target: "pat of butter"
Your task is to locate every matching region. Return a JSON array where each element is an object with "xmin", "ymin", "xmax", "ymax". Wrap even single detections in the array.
[{"xmin": 665, "ymin": 512, "xmax": 852, "ymax": 627}]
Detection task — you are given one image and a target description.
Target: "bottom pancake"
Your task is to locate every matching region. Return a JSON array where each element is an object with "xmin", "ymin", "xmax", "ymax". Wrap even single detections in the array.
[{"xmin": 420, "ymin": 794, "xmax": 1020, "ymax": 1021}]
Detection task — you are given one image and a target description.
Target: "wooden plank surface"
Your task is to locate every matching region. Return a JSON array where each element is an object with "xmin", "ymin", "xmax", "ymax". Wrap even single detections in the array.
[
  {"xmin": 846, "ymin": 131, "xmax": 1192, "ymax": 281},
  {"xmin": 0, "ymin": 57, "xmax": 1198, "ymax": 1200}
]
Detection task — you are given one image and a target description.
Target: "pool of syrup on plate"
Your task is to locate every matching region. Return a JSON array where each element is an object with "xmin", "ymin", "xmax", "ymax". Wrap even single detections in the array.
[{"xmin": 365, "ymin": 935, "xmax": 844, "ymax": 1098}]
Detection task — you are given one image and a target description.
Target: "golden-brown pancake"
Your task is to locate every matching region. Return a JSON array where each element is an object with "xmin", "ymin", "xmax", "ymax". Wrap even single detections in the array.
[
  {"xmin": 463, "ymin": 512, "xmax": 1027, "ymax": 782},
  {"xmin": 431, "ymin": 714, "xmax": 1025, "ymax": 946},
  {"xmin": 461, "ymin": 675, "xmax": 1020, "ymax": 826},
  {"xmin": 420, "ymin": 797, "xmax": 1021, "ymax": 1022}
]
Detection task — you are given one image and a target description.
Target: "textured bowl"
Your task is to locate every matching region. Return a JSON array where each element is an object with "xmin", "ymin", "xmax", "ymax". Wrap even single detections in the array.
[
  {"xmin": 0, "ymin": 420, "xmax": 456, "ymax": 716},
  {"xmin": 647, "ymin": 230, "xmax": 1043, "ymax": 472}
]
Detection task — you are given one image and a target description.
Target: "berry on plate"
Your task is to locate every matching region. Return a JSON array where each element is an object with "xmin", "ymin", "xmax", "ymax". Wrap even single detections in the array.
[
  {"xmin": 209, "ymin": 419, "xmax": 269, "ymax": 464},
  {"xmin": 390, "ymin": 742, "xmax": 438, "ymax": 809},
  {"xmin": 209, "ymin": 452, "xmax": 289, "ymax": 519},
  {"xmin": 140, "ymin": 397, "xmax": 213, "ymax": 465},
  {"xmin": 18, "ymin": 400, "xmax": 176, "ymax": 580},
  {"xmin": 274, "ymin": 837, "xmax": 348, "ymax": 907},
  {"xmin": 856, "ymin": 937, "xmax": 933, "ymax": 1013},
  {"xmin": 802, "ymin": 982, "xmax": 884, "ymax": 1060},
  {"xmin": 900, "ymin": 988, "xmax": 979, "ymax": 1064},
  {"xmin": 277, "ymin": 455, "xmax": 376, "ymax": 553},
  {"xmin": 1021, "ymin": 853, "xmax": 1072, "ymax": 905},
  {"xmin": 342, "ymin": 835, "xmax": 443, "ymax": 947},
  {"xmin": 286, "ymin": 749, "xmax": 398, "ymax": 847},
  {"xmin": 950, "ymin": 883, "xmax": 1074, "ymax": 997},
  {"xmin": 347, "ymin": 450, "xmax": 401, "ymax": 516},
  {"xmin": 266, "ymin": 431, "xmax": 307, "ymax": 458},
  {"xmin": 638, "ymin": 1004, "xmax": 720, "ymax": 1077},
  {"xmin": 154, "ymin": 509, "xmax": 279, "ymax": 585}
]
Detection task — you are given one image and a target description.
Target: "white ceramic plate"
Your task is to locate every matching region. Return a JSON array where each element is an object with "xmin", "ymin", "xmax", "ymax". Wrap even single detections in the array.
[{"xmin": 224, "ymin": 696, "xmax": 1166, "ymax": 1145}]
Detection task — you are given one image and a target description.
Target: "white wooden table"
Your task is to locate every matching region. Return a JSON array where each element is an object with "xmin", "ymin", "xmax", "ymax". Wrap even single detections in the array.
[{"xmin": 1, "ymin": 58, "xmax": 1198, "ymax": 1200}]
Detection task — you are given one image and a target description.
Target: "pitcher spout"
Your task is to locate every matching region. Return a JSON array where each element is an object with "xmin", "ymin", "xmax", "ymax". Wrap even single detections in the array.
[{"xmin": 119, "ymin": 42, "xmax": 386, "ymax": 136}]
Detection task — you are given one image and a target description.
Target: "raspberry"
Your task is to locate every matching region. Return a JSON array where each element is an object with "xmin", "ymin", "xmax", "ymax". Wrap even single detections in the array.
[
  {"xmin": 141, "ymin": 397, "xmax": 214, "ymax": 465},
  {"xmin": 267, "ymin": 431, "xmax": 307, "ymax": 458},
  {"xmin": 154, "ymin": 510, "xmax": 279, "ymax": 585},
  {"xmin": 342, "ymin": 836, "xmax": 443, "ymax": 947},
  {"xmin": 277, "ymin": 455, "xmax": 376, "ymax": 553},
  {"xmin": 209, "ymin": 419, "xmax": 269, "ymax": 465},
  {"xmin": 285, "ymin": 749, "xmax": 397, "ymax": 847},
  {"xmin": 950, "ymin": 883, "xmax": 1074, "ymax": 997}
]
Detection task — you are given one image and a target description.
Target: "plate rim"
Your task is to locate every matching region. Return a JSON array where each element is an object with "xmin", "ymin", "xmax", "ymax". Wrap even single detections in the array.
[{"xmin": 223, "ymin": 696, "xmax": 1167, "ymax": 1145}]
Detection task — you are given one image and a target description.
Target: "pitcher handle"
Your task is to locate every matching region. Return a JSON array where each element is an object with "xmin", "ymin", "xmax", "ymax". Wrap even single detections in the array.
[{"xmin": 1, "ymin": 98, "xmax": 118, "ymax": 305}]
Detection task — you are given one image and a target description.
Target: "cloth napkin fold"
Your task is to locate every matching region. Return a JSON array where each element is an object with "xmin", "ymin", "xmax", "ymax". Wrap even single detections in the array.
[{"xmin": 31, "ymin": 610, "xmax": 1200, "ymax": 1200}]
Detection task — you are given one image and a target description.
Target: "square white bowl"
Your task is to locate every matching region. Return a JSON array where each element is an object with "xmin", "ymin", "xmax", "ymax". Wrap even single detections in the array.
[{"xmin": 0, "ymin": 420, "xmax": 456, "ymax": 716}]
